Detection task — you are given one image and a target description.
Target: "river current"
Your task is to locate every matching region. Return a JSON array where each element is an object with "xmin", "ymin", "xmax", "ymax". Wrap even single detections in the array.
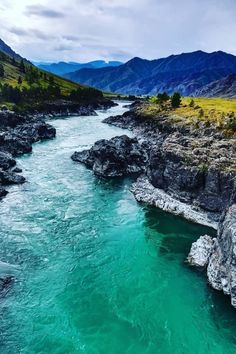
[{"xmin": 0, "ymin": 102, "xmax": 235, "ymax": 354}]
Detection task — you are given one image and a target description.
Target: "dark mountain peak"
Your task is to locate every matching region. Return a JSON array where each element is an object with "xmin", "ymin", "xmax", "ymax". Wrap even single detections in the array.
[
  {"xmin": 128, "ymin": 56, "xmax": 144, "ymax": 62},
  {"xmin": 125, "ymin": 57, "xmax": 150, "ymax": 71}
]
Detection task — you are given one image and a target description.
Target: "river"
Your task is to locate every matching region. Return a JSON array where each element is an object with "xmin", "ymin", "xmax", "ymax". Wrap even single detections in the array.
[{"xmin": 0, "ymin": 102, "xmax": 235, "ymax": 353}]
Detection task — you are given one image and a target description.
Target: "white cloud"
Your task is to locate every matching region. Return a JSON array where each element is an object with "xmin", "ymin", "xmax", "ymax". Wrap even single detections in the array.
[{"xmin": 1, "ymin": 0, "xmax": 236, "ymax": 62}]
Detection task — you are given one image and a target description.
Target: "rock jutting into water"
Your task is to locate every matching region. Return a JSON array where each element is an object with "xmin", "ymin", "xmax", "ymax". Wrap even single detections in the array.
[
  {"xmin": 187, "ymin": 205, "xmax": 236, "ymax": 307},
  {"xmin": 72, "ymin": 135, "xmax": 148, "ymax": 177},
  {"xmin": 187, "ymin": 235, "xmax": 215, "ymax": 267},
  {"xmin": 131, "ymin": 177, "xmax": 218, "ymax": 229}
]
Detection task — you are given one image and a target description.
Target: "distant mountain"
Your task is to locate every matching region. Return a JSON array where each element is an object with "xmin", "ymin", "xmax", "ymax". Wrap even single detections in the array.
[
  {"xmin": 64, "ymin": 51, "xmax": 236, "ymax": 97},
  {"xmin": 36, "ymin": 60, "xmax": 123, "ymax": 76},
  {"xmin": 0, "ymin": 38, "xmax": 23, "ymax": 61},
  {"xmin": 193, "ymin": 74, "xmax": 236, "ymax": 98}
]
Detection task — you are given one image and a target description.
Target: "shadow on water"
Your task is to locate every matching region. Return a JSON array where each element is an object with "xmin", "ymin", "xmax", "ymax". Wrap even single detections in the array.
[
  {"xmin": 93, "ymin": 174, "xmax": 138, "ymax": 193},
  {"xmin": 143, "ymin": 205, "xmax": 236, "ymax": 345},
  {"xmin": 142, "ymin": 205, "xmax": 216, "ymax": 257}
]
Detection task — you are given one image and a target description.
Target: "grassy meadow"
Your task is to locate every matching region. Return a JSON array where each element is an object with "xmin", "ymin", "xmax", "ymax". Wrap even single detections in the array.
[{"xmin": 137, "ymin": 96, "xmax": 236, "ymax": 135}]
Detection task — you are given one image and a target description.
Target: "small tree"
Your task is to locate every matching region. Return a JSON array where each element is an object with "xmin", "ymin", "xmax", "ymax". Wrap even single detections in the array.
[
  {"xmin": 157, "ymin": 92, "xmax": 170, "ymax": 105},
  {"xmin": 0, "ymin": 64, "xmax": 4, "ymax": 77},
  {"xmin": 18, "ymin": 76, "xmax": 22, "ymax": 85},
  {"xmin": 19, "ymin": 59, "xmax": 25, "ymax": 73},
  {"xmin": 171, "ymin": 92, "xmax": 181, "ymax": 108},
  {"xmin": 189, "ymin": 99, "xmax": 195, "ymax": 107},
  {"xmin": 199, "ymin": 108, "xmax": 204, "ymax": 118}
]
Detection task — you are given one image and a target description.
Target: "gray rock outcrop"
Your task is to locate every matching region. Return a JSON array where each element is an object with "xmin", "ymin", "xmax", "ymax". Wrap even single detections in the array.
[
  {"xmin": 187, "ymin": 235, "xmax": 215, "ymax": 267},
  {"xmin": 187, "ymin": 205, "xmax": 236, "ymax": 307},
  {"xmin": 207, "ymin": 204, "xmax": 236, "ymax": 307},
  {"xmin": 72, "ymin": 135, "xmax": 148, "ymax": 177}
]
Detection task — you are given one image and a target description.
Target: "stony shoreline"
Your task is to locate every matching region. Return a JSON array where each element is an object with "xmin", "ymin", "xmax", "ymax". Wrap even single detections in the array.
[{"xmin": 131, "ymin": 177, "xmax": 218, "ymax": 229}]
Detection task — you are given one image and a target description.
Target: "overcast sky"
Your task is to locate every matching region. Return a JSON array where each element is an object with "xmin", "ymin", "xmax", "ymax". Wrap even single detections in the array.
[{"xmin": 1, "ymin": 0, "xmax": 236, "ymax": 63}]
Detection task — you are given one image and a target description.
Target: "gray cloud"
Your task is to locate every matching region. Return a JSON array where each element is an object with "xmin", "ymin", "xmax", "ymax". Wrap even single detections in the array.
[
  {"xmin": 9, "ymin": 26, "xmax": 28, "ymax": 36},
  {"xmin": 54, "ymin": 44, "xmax": 75, "ymax": 51},
  {"xmin": 25, "ymin": 4, "xmax": 65, "ymax": 18},
  {"xmin": 8, "ymin": 26, "xmax": 55, "ymax": 40}
]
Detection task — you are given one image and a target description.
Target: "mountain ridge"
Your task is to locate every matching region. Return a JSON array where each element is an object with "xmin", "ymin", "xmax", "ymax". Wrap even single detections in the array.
[{"xmin": 64, "ymin": 50, "xmax": 236, "ymax": 97}]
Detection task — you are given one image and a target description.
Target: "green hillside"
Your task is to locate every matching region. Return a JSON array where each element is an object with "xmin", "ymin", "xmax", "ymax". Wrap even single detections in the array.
[{"xmin": 0, "ymin": 50, "xmax": 103, "ymax": 110}]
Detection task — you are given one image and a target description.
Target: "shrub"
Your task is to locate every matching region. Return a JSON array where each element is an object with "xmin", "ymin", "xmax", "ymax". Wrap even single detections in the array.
[
  {"xmin": 149, "ymin": 96, "xmax": 158, "ymax": 104},
  {"xmin": 157, "ymin": 92, "xmax": 170, "ymax": 104},
  {"xmin": 189, "ymin": 99, "xmax": 195, "ymax": 107},
  {"xmin": 171, "ymin": 92, "xmax": 181, "ymax": 108},
  {"xmin": 198, "ymin": 108, "xmax": 204, "ymax": 118},
  {"xmin": 226, "ymin": 115, "xmax": 236, "ymax": 131}
]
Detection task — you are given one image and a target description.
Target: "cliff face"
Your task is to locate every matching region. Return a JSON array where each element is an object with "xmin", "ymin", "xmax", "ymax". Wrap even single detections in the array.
[
  {"xmin": 147, "ymin": 134, "xmax": 236, "ymax": 216},
  {"xmin": 207, "ymin": 205, "xmax": 236, "ymax": 307},
  {"xmin": 188, "ymin": 205, "xmax": 236, "ymax": 307}
]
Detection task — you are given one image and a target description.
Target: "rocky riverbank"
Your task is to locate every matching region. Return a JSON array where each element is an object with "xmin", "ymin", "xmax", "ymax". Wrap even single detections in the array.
[
  {"xmin": 22, "ymin": 98, "xmax": 117, "ymax": 118},
  {"xmin": 71, "ymin": 101, "xmax": 236, "ymax": 306},
  {"xmin": 0, "ymin": 109, "xmax": 56, "ymax": 198}
]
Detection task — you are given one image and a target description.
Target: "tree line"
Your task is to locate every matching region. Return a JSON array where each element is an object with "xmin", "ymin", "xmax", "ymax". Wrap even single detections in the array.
[
  {"xmin": 150, "ymin": 92, "xmax": 182, "ymax": 108},
  {"xmin": 0, "ymin": 83, "xmax": 103, "ymax": 105}
]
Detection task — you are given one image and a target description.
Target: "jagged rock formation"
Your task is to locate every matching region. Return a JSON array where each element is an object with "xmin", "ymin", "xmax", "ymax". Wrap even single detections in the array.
[
  {"xmin": 72, "ymin": 135, "xmax": 148, "ymax": 177},
  {"xmin": 187, "ymin": 235, "xmax": 215, "ymax": 267},
  {"xmin": 103, "ymin": 107, "xmax": 236, "ymax": 222},
  {"xmin": 131, "ymin": 177, "xmax": 218, "ymax": 228},
  {"xmin": 187, "ymin": 205, "xmax": 236, "ymax": 307},
  {"xmin": 207, "ymin": 205, "xmax": 236, "ymax": 306}
]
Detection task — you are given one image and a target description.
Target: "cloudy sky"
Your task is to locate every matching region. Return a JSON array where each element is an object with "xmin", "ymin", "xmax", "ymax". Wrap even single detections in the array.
[{"xmin": 1, "ymin": 0, "xmax": 236, "ymax": 63}]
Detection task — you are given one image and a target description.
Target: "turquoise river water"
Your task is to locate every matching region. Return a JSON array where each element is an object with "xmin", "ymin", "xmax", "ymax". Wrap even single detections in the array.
[{"xmin": 0, "ymin": 102, "xmax": 236, "ymax": 354}]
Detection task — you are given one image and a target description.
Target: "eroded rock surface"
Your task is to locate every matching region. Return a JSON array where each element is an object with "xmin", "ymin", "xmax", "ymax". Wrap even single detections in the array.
[
  {"xmin": 103, "ymin": 105, "xmax": 236, "ymax": 221},
  {"xmin": 207, "ymin": 205, "xmax": 236, "ymax": 307},
  {"xmin": 72, "ymin": 135, "xmax": 148, "ymax": 177},
  {"xmin": 187, "ymin": 235, "xmax": 215, "ymax": 267}
]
